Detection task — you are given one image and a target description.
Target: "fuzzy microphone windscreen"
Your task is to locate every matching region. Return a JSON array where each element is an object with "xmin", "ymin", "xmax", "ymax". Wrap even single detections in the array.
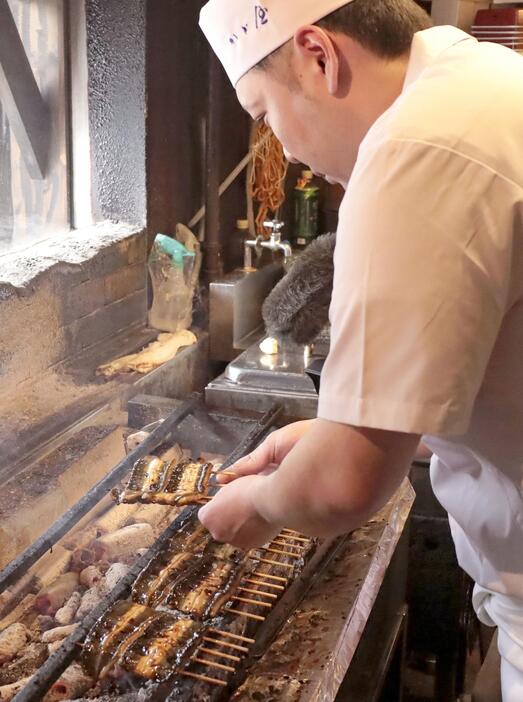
[{"xmin": 262, "ymin": 232, "xmax": 336, "ymax": 345}]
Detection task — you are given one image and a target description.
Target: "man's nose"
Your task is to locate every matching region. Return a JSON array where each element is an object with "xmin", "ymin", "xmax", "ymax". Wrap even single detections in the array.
[{"xmin": 283, "ymin": 148, "xmax": 299, "ymax": 164}]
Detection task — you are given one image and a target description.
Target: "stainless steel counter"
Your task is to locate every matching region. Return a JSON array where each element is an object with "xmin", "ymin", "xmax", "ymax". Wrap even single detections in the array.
[{"xmin": 206, "ymin": 342, "xmax": 323, "ymax": 419}]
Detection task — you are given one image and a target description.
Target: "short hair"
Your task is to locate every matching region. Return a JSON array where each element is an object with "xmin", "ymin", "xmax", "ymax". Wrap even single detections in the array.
[{"xmin": 257, "ymin": 0, "xmax": 432, "ymax": 71}]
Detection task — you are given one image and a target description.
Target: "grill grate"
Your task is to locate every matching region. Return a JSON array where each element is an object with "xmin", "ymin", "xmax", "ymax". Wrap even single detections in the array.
[
  {"xmin": 6, "ymin": 400, "xmax": 348, "ymax": 702},
  {"xmin": 179, "ymin": 531, "xmax": 314, "ymax": 689},
  {"xmin": 0, "ymin": 395, "xmax": 203, "ymax": 594},
  {"xmin": 10, "ymin": 404, "xmax": 284, "ymax": 702}
]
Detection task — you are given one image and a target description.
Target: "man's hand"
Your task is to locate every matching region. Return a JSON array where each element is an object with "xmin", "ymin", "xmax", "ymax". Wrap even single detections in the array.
[
  {"xmin": 201, "ymin": 419, "xmax": 419, "ymax": 546},
  {"xmin": 251, "ymin": 420, "xmax": 420, "ymax": 538},
  {"xmin": 198, "ymin": 475, "xmax": 281, "ymax": 549},
  {"xmin": 216, "ymin": 420, "xmax": 315, "ymax": 484}
]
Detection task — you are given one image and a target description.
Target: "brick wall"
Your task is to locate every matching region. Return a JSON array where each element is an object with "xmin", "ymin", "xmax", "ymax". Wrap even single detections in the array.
[{"xmin": 0, "ymin": 223, "xmax": 147, "ymax": 394}]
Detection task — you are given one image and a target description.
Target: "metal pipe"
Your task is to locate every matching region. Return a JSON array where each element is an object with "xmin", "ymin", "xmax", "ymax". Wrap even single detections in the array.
[
  {"xmin": 188, "ymin": 150, "xmax": 252, "ymax": 231},
  {"xmin": 244, "ymin": 219, "xmax": 293, "ymax": 265},
  {"xmin": 0, "ymin": 394, "xmax": 202, "ymax": 594}
]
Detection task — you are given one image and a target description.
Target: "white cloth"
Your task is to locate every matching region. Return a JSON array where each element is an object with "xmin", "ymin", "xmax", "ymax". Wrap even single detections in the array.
[
  {"xmin": 501, "ymin": 660, "xmax": 523, "ymax": 702},
  {"xmin": 199, "ymin": 0, "xmax": 354, "ymax": 86},
  {"xmin": 318, "ymin": 25, "xmax": 523, "ymax": 602},
  {"xmin": 474, "ymin": 585, "xmax": 523, "ymax": 702}
]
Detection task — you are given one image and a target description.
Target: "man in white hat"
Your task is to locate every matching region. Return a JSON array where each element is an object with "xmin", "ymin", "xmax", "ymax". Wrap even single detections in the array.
[{"xmin": 198, "ymin": 1, "xmax": 523, "ymax": 698}]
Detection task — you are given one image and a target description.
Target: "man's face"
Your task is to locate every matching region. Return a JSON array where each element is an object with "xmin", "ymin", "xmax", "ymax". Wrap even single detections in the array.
[
  {"xmin": 235, "ymin": 30, "xmax": 410, "ymax": 188},
  {"xmin": 236, "ymin": 60, "xmax": 349, "ymax": 186}
]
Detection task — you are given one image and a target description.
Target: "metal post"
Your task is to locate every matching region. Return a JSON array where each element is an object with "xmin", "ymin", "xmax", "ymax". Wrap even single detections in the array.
[{"xmin": 202, "ymin": 51, "xmax": 223, "ymax": 282}]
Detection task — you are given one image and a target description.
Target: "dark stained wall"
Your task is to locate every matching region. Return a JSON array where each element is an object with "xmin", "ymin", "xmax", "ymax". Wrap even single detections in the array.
[
  {"xmin": 146, "ymin": 0, "xmax": 206, "ymax": 242},
  {"xmin": 146, "ymin": 1, "xmax": 251, "ymax": 269}
]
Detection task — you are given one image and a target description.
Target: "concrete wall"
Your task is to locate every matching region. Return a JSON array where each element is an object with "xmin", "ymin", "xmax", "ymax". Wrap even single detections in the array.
[
  {"xmin": 85, "ymin": 0, "xmax": 147, "ymax": 226},
  {"xmin": 0, "ymin": 224, "xmax": 147, "ymax": 396}
]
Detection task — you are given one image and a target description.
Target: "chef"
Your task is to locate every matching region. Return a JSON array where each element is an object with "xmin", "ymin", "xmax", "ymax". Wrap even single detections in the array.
[{"xmin": 197, "ymin": 1, "xmax": 523, "ymax": 698}]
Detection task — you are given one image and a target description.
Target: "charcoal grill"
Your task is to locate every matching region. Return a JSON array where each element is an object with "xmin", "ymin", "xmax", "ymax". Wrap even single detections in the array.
[{"xmin": 0, "ymin": 394, "xmax": 413, "ymax": 702}]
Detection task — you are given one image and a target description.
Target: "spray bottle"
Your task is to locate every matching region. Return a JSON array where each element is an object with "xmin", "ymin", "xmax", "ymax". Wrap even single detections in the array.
[{"xmin": 293, "ymin": 170, "xmax": 320, "ymax": 249}]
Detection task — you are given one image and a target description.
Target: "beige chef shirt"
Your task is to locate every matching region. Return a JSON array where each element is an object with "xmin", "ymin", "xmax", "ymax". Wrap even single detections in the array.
[{"xmin": 318, "ymin": 26, "xmax": 523, "ymax": 602}]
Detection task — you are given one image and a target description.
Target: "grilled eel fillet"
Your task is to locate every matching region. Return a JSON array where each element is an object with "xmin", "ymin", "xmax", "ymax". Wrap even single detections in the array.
[
  {"xmin": 132, "ymin": 522, "xmax": 245, "ymax": 612},
  {"xmin": 157, "ymin": 521, "xmax": 244, "ymax": 561},
  {"xmin": 82, "ymin": 601, "xmax": 200, "ymax": 684},
  {"xmin": 132, "ymin": 551, "xmax": 247, "ymax": 618},
  {"xmin": 117, "ymin": 458, "xmax": 215, "ymax": 506}
]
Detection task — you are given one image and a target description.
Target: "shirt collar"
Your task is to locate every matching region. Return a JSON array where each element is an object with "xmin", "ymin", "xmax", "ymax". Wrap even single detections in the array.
[{"xmin": 404, "ymin": 25, "xmax": 476, "ymax": 90}]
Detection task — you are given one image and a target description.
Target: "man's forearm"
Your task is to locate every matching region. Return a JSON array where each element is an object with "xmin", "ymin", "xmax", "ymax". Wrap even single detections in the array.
[{"xmin": 251, "ymin": 419, "xmax": 418, "ymax": 537}]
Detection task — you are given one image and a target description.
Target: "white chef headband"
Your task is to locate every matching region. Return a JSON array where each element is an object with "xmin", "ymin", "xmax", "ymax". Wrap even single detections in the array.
[{"xmin": 199, "ymin": 0, "xmax": 355, "ymax": 87}]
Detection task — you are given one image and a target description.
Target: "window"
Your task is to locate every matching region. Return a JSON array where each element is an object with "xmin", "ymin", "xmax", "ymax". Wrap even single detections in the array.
[{"xmin": 0, "ymin": 0, "xmax": 69, "ymax": 255}]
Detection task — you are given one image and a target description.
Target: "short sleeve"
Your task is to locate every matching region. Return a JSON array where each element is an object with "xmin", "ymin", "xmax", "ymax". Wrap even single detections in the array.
[{"xmin": 318, "ymin": 139, "xmax": 514, "ymax": 436}]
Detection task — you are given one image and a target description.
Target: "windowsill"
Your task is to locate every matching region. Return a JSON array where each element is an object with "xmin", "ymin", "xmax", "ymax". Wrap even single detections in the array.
[
  {"xmin": 0, "ymin": 221, "xmax": 143, "ymax": 288},
  {"xmin": 0, "ymin": 219, "xmax": 150, "ymax": 468}
]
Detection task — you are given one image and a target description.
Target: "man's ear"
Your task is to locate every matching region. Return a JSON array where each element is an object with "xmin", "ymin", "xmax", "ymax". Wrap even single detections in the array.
[{"xmin": 293, "ymin": 26, "xmax": 340, "ymax": 95}]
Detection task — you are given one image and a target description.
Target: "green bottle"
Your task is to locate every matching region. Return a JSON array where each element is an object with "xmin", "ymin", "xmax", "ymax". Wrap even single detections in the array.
[{"xmin": 293, "ymin": 170, "xmax": 319, "ymax": 248}]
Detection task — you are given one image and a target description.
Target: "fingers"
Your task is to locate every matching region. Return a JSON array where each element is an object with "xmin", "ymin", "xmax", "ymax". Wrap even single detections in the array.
[
  {"xmin": 214, "ymin": 421, "xmax": 314, "ymax": 484},
  {"xmin": 215, "ymin": 465, "xmax": 278, "ymax": 485},
  {"xmin": 210, "ymin": 469, "xmax": 240, "ymax": 485},
  {"xmin": 216, "ymin": 437, "xmax": 278, "ymax": 483}
]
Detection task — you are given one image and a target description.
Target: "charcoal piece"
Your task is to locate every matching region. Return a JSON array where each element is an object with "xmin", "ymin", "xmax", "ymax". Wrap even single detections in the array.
[
  {"xmin": 45, "ymin": 663, "xmax": 92, "ymax": 701},
  {"xmin": 91, "ymin": 524, "xmax": 155, "ymax": 561},
  {"xmin": 0, "ymin": 642, "xmax": 47, "ymax": 686},
  {"xmin": 0, "ymin": 623, "xmax": 29, "ymax": 665},
  {"xmin": 34, "ymin": 573, "xmax": 79, "ymax": 616}
]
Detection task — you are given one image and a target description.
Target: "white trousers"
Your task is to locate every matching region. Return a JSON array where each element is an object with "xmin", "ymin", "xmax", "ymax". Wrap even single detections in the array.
[{"xmin": 473, "ymin": 585, "xmax": 523, "ymax": 702}]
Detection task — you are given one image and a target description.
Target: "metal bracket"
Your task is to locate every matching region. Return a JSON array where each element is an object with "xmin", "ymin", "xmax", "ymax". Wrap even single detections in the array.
[{"xmin": 0, "ymin": 0, "xmax": 51, "ymax": 179}]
